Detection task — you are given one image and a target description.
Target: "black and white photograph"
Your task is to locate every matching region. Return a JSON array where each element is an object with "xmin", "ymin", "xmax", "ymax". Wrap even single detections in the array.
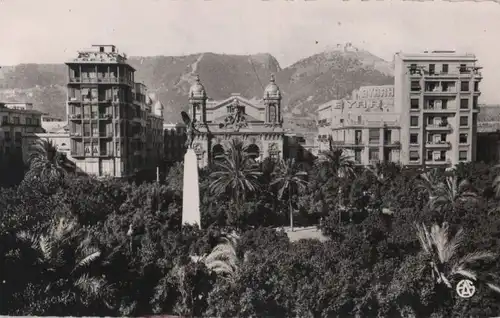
[{"xmin": 1, "ymin": 0, "xmax": 500, "ymax": 316}]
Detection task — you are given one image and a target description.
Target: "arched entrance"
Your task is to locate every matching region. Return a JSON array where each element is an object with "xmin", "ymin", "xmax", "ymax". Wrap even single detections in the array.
[
  {"xmin": 246, "ymin": 144, "xmax": 260, "ymax": 160},
  {"xmin": 212, "ymin": 144, "xmax": 225, "ymax": 160}
]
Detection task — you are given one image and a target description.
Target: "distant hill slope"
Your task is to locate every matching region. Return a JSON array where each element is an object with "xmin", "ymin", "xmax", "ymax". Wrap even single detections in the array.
[{"xmin": 0, "ymin": 45, "xmax": 394, "ymax": 131}]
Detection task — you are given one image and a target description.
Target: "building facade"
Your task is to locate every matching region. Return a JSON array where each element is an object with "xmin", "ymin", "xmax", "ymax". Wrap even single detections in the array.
[
  {"xmin": 317, "ymin": 85, "xmax": 398, "ymax": 165},
  {"xmin": 317, "ymin": 51, "xmax": 482, "ymax": 167},
  {"xmin": 394, "ymin": 51, "xmax": 481, "ymax": 167},
  {"xmin": 0, "ymin": 102, "xmax": 44, "ymax": 157},
  {"xmin": 185, "ymin": 75, "xmax": 285, "ymax": 167},
  {"xmin": 64, "ymin": 44, "xmax": 164, "ymax": 177},
  {"xmin": 163, "ymin": 123, "xmax": 187, "ymax": 165}
]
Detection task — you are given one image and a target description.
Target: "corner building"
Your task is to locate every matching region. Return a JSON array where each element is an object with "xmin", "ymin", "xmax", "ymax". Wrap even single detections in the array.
[
  {"xmin": 187, "ymin": 75, "xmax": 285, "ymax": 167},
  {"xmin": 317, "ymin": 51, "xmax": 482, "ymax": 167},
  {"xmin": 317, "ymin": 85, "xmax": 398, "ymax": 165},
  {"xmin": 65, "ymin": 45, "xmax": 164, "ymax": 177},
  {"xmin": 395, "ymin": 51, "xmax": 481, "ymax": 167}
]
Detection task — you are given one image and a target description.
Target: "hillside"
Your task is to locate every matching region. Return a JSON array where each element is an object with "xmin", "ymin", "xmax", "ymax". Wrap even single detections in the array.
[{"xmin": 0, "ymin": 45, "xmax": 394, "ymax": 130}]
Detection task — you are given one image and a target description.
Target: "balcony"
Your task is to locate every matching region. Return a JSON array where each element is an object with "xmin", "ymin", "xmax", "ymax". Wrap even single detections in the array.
[
  {"xmin": 69, "ymin": 114, "xmax": 82, "ymax": 121},
  {"xmin": 98, "ymin": 151, "xmax": 114, "ymax": 157},
  {"xmin": 426, "ymin": 158, "xmax": 452, "ymax": 166},
  {"xmin": 68, "ymin": 77, "xmax": 134, "ymax": 86},
  {"xmin": 458, "ymin": 70, "xmax": 482, "ymax": 79},
  {"xmin": 99, "ymin": 132, "xmax": 114, "ymax": 138},
  {"xmin": 426, "ymin": 141, "xmax": 451, "ymax": 149},
  {"xmin": 69, "ymin": 132, "xmax": 82, "ymax": 138},
  {"xmin": 384, "ymin": 141, "xmax": 401, "ymax": 148},
  {"xmin": 330, "ymin": 141, "xmax": 364, "ymax": 148},
  {"xmin": 98, "ymin": 113, "xmax": 113, "ymax": 120},
  {"xmin": 423, "ymin": 72, "xmax": 458, "ymax": 79},
  {"xmin": 424, "ymin": 87, "xmax": 457, "ymax": 96},
  {"xmin": 426, "ymin": 123, "xmax": 451, "ymax": 131},
  {"xmin": 423, "ymin": 106, "xmax": 456, "ymax": 113}
]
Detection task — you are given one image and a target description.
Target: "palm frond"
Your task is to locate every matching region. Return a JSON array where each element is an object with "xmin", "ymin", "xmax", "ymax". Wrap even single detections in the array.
[{"xmin": 486, "ymin": 283, "xmax": 500, "ymax": 294}]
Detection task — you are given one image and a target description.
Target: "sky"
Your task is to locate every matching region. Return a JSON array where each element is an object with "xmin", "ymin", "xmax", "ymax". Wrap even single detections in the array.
[{"xmin": 1, "ymin": 0, "xmax": 500, "ymax": 103}]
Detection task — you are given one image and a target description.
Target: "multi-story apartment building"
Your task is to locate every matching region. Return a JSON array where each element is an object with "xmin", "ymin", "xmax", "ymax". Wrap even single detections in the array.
[
  {"xmin": 65, "ymin": 44, "xmax": 164, "ymax": 178},
  {"xmin": 317, "ymin": 85, "xmax": 398, "ymax": 165},
  {"xmin": 395, "ymin": 51, "xmax": 481, "ymax": 167},
  {"xmin": 317, "ymin": 50, "xmax": 482, "ymax": 167},
  {"xmin": 163, "ymin": 123, "xmax": 187, "ymax": 165},
  {"xmin": 0, "ymin": 102, "xmax": 43, "ymax": 156}
]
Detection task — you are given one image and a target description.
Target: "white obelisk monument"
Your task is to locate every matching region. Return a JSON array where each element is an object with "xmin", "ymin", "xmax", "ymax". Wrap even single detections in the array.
[{"xmin": 181, "ymin": 148, "xmax": 201, "ymax": 228}]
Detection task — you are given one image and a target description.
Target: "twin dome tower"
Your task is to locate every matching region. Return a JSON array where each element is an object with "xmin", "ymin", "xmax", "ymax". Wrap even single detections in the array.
[{"xmin": 188, "ymin": 73, "xmax": 281, "ymax": 99}]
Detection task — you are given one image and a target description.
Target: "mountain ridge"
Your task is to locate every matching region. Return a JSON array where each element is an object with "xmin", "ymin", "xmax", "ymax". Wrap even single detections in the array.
[{"xmin": 0, "ymin": 47, "xmax": 394, "ymax": 132}]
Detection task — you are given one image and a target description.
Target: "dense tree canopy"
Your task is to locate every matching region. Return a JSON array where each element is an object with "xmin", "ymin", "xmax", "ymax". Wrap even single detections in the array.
[{"xmin": 1, "ymin": 144, "xmax": 500, "ymax": 317}]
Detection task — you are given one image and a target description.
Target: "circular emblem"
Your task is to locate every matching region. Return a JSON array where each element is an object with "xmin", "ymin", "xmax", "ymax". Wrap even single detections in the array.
[{"xmin": 456, "ymin": 279, "xmax": 476, "ymax": 298}]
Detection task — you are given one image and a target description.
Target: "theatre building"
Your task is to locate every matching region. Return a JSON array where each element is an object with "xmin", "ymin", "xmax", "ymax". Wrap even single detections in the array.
[{"xmin": 185, "ymin": 75, "xmax": 285, "ymax": 167}]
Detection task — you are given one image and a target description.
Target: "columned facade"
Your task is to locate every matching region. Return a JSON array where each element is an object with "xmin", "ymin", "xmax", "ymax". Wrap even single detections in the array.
[{"xmin": 186, "ymin": 75, "xmax": 285, "ymax": 167}]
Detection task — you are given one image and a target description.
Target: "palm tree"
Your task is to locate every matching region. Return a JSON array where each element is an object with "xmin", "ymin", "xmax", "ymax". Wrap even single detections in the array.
[
  {"xmin": 191, "ymin": 232, "xmax": 245, "ymax": 284},
  {"xmin": 418, "ymin": 169, "xmax": 478, "ymax": 218},
  {"xmin": 271, "ymin": 158, "xmax": 308, "ymax": 231},
  {"xmin": 209, "ymin": 140, "xmax": 262, "ymax": 208},
  {"xmin": 415, "ymin": 222, "xmax": 500, "ymax": 294},
  {"xmin": 316, "ymin": 146, "xmax": 355, "ymax": 220},
  {"xmin": 27, "ymin": 139, "xmax": 74, "ymax": 183},
  {"xmin": 17, "ymin": 215, "xmax": 115, "ymax": 309},
  {"xmin": 316, "ymin": 147, "xmax": 355, "ymax": 181}
]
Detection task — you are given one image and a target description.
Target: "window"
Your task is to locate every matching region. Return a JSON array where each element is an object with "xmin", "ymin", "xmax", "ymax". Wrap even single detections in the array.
[
  {"xmin": 411, "ymin": 99, "xmax": 419, "ymax": 109},
  {"xmin": 340, "ymin": 119, "xmax": 344, "ymax": 124},
  {"xmin": 411, "ymin": 81, "xmax": 420, "ymax": 92},
  {"xmin": 2, "ymin": 116, "xmax": 7, "ymax": 124},
  {"xmin": 459, "ymin": 151, "xmax": 468, "ymax": 161},
  {"xmin": 26, "ymin": 117, "xmax": 32, "ymax": 125},
  {"xmin": 369, "ymin": 148, "xmax": 379, "ymax": 161},
  {"xmin": 409, "ymin": 151, "xmax": 420, "ymax": 161},
  {"xmin": 410, "ymin": 133, "xmax": 418, "ymax": 144},
  {"xmin": 473, "ymin": 96, "xmax": 478, "ymax": 109},
  {"xmin": 369, "ymin": 129, "xmax": 380, "ymax": 144},
  {"xmin": 429, "ymin": 64, "xmax": 435, "ymax": 75},
  {"xmin": 461, "ymin": 81, "xmax": 469, "ymax": 92},
  {"xmin": 355, "ymin": 130, "xmax": 362, "ymax": 144},
  {"xmin": 13, "ymin": 117, "xmax": 20, "ymax": 124},
  {"xmin": 460, "ymin": 116, "xmax": 468, "ymax": 127},
  {"xmin": 460, "ymin": 64, "xmax": 467, "ymax": 73},
  {"xmin": 84, "ymin": 123, "xmax": 91, "ymax": 136},
  {"xmin": 442, "ymin": 64, "xmax": 449, "ymax": 74},
  {"xmin": 474, "ymin": 82, "xmax": 479, "ymax": 92},
  {"xmin": 427, "ymin": 116, "xmax": 434, "ymax": 125},
  {"xmin": 442, "ymin": 100, "xmax": 448, "ymax": 109},
  {"xmin": 354, "ymin": 150, "xmax": 361, "ymax": 163},
  {"xmin": 427, "ymin": 150, "xmax": 433, "ymax": 161},
  {"xmin": 14, "ymin": 132, "xmax": 22, "ymax": 140},
  {"xmin": 357, "ymin": 116, "xmax": 362, "ymax": 124},
  {"xmin": 384, "ymin": 129, "xmax": 392, "ymax": 144},
  {"xmin": 410, "ymin": 64, "xmax": 417, "ymax": 74},
  {"xmin": 459, "ymin": 133, "xmax": 468, "ymax": 144},
  {"xmin": 426, "ymin": 82, "xmax": 438, "ymax": 92},
  {"xmin": 410, "ymin": 116, "xmax": 419, "ymax": 127},
  {"xmin": 460, "ymin": 99, "xmax": 469, "ymax": 109}
]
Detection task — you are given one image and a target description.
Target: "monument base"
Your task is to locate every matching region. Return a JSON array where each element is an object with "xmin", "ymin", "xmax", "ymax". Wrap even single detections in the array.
[{"xmin": 182, "ymin": 148, "xmax": 201, "ymax": 228}]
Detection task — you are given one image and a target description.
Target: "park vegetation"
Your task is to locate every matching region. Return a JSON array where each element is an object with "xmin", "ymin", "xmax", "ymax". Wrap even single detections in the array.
[{"xmin": 1, "ymin": 139, "xmax": 500, "ymax": 317}]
